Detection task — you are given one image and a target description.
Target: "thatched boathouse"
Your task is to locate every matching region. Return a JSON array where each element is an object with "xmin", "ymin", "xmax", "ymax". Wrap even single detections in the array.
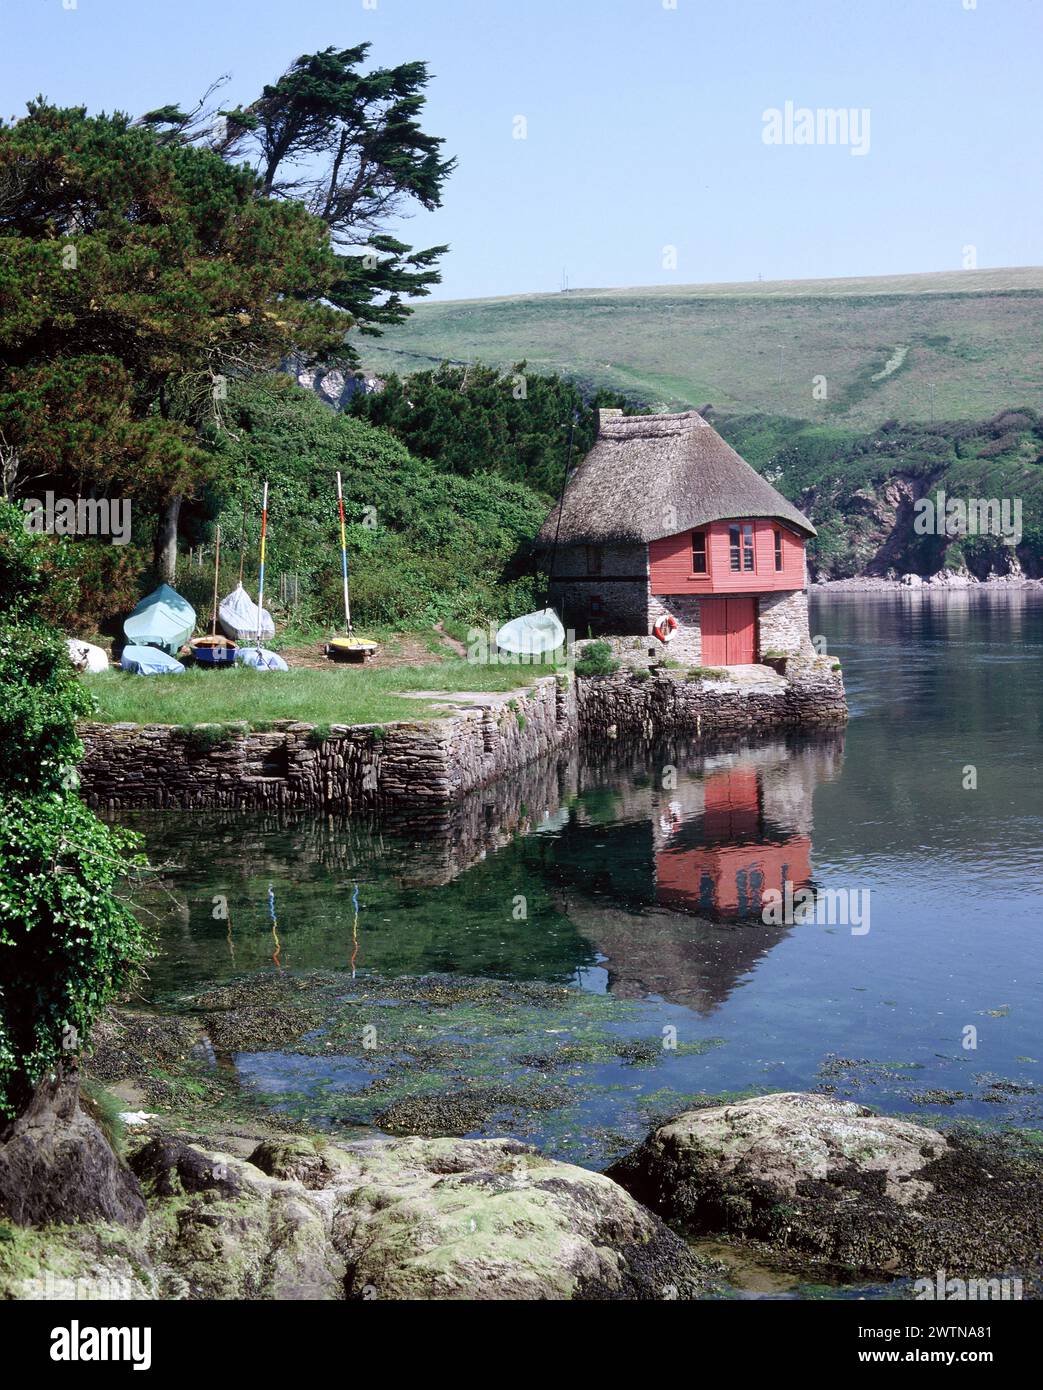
[{"xmin": 539, "ymin": 409, "xmax": 816, "ymax": 665}]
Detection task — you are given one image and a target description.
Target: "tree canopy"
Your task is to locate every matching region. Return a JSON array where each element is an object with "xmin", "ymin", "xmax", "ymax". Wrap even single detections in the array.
[
  {"xmin": 349, "ymin": 361, "xmax": 635, "ymax": 496},
  {"xmin": 142, "ymin": 43, "xmax": 454, "ymax": 337},
  {"xmin": 0, "ymin": 100, "xmax": 352, "ymax": 573}
]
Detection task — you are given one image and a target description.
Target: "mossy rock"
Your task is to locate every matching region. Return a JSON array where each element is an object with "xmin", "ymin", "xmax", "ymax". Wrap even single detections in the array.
[{"xmin": 607, "ymin": 1092, "xmax": 1043, "ymax": 1283}]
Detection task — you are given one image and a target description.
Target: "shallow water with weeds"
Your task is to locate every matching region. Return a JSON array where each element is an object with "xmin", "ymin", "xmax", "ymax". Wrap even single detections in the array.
[{"xmin": 103, "ymin": 593, "xmax": 1043, "ymax": 1292}]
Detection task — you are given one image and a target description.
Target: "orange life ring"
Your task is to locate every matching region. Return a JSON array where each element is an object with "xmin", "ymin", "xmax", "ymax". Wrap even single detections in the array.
[{"xmin": 653, "ymin": 614, "xmax": 678, "ymax": 644}]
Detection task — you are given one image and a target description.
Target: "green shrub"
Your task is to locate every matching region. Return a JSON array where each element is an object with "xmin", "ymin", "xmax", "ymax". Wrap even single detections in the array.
[
  {"xmin": 201, "ymin": 378, "xmax": 549, "ymax": 631},
  {"xmin": 181, "ymin": 722, "xmax": 247, "ymax": 753},
  {"xmin": 574, "ymin": 641, "xmax": 620, "ymax": 678},
  {"xmin": 686, "ymin": 666, "xmax": 728, "ymax": 681},
  {"xmin": 0, "ymin": 501, "xmax": 152, "ymax": 1120}
]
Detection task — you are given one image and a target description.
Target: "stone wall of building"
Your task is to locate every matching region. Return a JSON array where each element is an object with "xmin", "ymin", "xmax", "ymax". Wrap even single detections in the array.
[
  {"xmin": 758, "ymin": 589, "xmax": 814, "ymax": 656},
  {"xmin": 648, "ymin": 592, "xmax": 703, "ymax": 664},
  {"xmin": 548, "ymin": 543, "xmax": 649, "ymax": 637}
]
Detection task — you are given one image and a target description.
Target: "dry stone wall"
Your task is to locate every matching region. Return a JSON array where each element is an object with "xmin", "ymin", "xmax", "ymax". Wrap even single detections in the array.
[
  {"xmin": 576, "ymin": 658, "xmax": 846, "ymax": 740},
  {"xmin": 80, "ymin": 677, "xmax": 576, "ymax": 815},
  {"xmin": 78, "ymin": 663, "xmax": 846, "ymax": 814}
]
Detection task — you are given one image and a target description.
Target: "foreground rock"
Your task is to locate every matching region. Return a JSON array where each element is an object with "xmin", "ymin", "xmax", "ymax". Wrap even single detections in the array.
[
  {"xmin": 1, "ymin": 1131, "xmax": 720, "ymax": 1300},
  {"xmin": 607, "ymin": 1092, "xmax": 1043, "ymax": 1280},
  {"xmin": 0, "ymin": 1071, "xmax": 145, "ymax": 1228}
]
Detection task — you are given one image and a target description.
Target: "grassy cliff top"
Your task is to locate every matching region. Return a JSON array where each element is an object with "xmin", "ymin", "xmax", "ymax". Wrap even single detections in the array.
[{"xmin": 358, "ymin": 267, "xmax": 1043, "ymax": 427}]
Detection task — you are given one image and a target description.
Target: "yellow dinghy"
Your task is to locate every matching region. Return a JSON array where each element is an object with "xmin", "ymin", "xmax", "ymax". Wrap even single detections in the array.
[
  {"xmin": 327, "ymin": 633, "xmax": 378, "ymax": 662},
  {"xmin": 326, "ymin": 471, "xmax": 379, "ymax": 663}
]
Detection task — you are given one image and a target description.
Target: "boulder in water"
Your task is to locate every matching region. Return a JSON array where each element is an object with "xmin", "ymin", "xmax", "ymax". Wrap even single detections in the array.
[{"xmin": 607, "ymin": 1092, "xmax": 1043, "ymax": 1280}]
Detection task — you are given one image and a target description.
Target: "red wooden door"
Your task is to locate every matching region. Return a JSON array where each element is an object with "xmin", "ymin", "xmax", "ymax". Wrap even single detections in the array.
[{"xmin": 701, "ymin": 597, "xmax": 756, "ymax": 665}]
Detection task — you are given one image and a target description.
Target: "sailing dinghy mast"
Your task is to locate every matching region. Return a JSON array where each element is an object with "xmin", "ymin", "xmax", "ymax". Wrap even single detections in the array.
[
  {"xmin": 337, "ymin": 470, "xmax": 352, "ymax": 633},
  {"xmin": 190, "ymin": 524, "xmax": 237, "ymax": 663},
  {"xmin": 255, "ymin": 480, "xmax": 269, "ymax": 654},
  {"xmin": 211, "ymin": 525, "xmax": 221, "ymax": 637},
  {"xmin": 326, "ymin": 472, "xmax": 378, "ymax": 660}
]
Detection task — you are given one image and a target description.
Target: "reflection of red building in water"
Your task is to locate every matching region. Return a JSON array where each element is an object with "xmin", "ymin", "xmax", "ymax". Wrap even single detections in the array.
[{"xmin": 655, "ymin": 767, "xmax": 812, "ymax": 918}]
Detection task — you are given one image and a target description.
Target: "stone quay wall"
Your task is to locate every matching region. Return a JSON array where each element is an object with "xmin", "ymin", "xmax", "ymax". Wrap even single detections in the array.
[
  {"xmin": 575, "ymin": 657, "xmax": 847, "ymax": 740},
  {"xmin": 80, "ymin": 675, "xmax": 577, "ymax": 815},
  {"xmin": 78, "ymin": 661, "xmax": 845, "ymax": 814}
]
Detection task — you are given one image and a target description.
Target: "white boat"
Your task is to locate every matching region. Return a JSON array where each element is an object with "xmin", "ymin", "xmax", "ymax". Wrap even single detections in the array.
[
  {"xmin": 67, "ymin": 638, "xmax": 109, "ymax": 673},
  {"xmin": 218, "ymin": 583, "xmax": 274, "ymax": 643},
  {"xmin": 495, "ymin": 607, "xmax": 566, "ymax": 657}
]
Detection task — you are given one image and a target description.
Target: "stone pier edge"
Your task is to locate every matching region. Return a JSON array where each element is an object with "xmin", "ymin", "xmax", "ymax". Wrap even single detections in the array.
[{"xmin": 78, "ymin": 662, "xmax": 846, "ymax": 815}]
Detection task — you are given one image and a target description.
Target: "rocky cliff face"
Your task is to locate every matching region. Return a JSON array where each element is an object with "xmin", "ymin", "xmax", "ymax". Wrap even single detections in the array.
[
  {"xmin": 289, "ymin": 362, "xmax": 382, "ymax": 411},
  {"xmin": 801, "ymin": 471, "xmax": 1030, "ymax": 581}
]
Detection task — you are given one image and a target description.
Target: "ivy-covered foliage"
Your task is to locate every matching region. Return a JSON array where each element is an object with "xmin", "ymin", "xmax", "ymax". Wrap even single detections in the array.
[
  {"xmin": 0, "ymin": 501, "xmax": 150, "ymax": 1120},
  {"xmin": 718, "ymin": 408, "xmax": 1043, "ymax": 579}
]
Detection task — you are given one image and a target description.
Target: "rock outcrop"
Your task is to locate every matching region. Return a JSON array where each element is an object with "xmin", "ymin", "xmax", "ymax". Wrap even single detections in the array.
[
  {"xmin": 607, "ymin": 1092, "xmax": 1043, "ymax": 1279},
  {"xmin": 0, "ymin": 1130, "xmax": 721, "ymax": 1301}
]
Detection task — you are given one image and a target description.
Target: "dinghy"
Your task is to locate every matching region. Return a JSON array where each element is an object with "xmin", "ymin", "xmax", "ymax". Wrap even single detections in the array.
[
  {"xmin": 123, "ymin": 583, "xmax": 195, "ymax": 656},
  {"xmin": 121, "ymin": 645, "xmax": 185, "ymax": 676},
  {"xmin": 495, "ymin": 607, "xmax": 566, "ymax": 658},
  {"xmin": 67, "ymin": 638, "xmax": 109, "ymax": 674},
  {"xmin": 325, "ymin": 471, "xmax": 378, "ymax": 662},
  {"xmin": 218, "ymin": 583, "xmax": 274, "ymax": 643},
  {"xmin": 190, "ymin": 525, "xmax": 236, "ymax": 666},
  {"xmin": 234, "ymin": 647, "xmax": 288, "ymax": 672}
]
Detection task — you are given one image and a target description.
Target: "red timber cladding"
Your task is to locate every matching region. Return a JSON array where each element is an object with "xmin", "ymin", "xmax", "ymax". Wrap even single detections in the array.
[
  {"xmin": 648, "ymin": 519, "xmax": 805, "ymax": 595},
  {"xmin": 655, "ymin": 766, "xmax": 812, "ymax": 916}
]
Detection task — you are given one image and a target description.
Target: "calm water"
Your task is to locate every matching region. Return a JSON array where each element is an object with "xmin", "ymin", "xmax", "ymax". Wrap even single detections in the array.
[{"xmin": 122, "ymin": 591, "xmax": 1043, "ymax": 1150}]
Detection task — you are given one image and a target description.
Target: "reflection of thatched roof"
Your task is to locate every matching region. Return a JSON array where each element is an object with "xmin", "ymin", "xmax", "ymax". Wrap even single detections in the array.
[
  {"xmin": 538, "ymin": 410, "xmax": 814, "ymax": 545},
  {"xmin": 563, "ymin": 898, "xmax": 791, "ymax": 1015}
]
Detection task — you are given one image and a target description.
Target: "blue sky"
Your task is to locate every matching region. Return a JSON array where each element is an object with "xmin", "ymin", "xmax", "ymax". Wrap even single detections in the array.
[{"xmin": 2, "ymin": 0, "xmax": 1040, "ymax": 299}]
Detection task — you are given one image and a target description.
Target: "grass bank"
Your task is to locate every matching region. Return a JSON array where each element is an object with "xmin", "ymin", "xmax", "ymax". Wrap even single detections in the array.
[{"xmin": 83, "ymin": 659, "xmax": 565, "ymax": 729}]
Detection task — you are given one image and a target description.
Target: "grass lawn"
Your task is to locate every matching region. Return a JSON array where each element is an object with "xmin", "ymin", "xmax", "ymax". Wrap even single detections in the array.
[{"xmin": 82, "ymin": 658, "xmax": 566, "ymax": 729}]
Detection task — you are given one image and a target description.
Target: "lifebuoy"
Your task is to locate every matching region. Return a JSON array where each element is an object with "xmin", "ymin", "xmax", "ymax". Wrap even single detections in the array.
[{"xmin": 653, "ymin": 614, "xmax": 678, "ymax": 644}]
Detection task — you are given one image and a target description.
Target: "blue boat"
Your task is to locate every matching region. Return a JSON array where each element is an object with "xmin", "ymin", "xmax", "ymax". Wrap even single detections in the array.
[
  {"xmin": 234, "ymin": 646, "xmax": 288, "ymax": 672},
  {"xmin": 123, "ymin": 583, "xmax": 195, "ymax": 656},
  {"xmin": 121, "ymin": 645, "xmax": 186, "ymax": 676},
  {"xmin": 190, "ymin": 635, "xmax": 237, "ymax": 667}
]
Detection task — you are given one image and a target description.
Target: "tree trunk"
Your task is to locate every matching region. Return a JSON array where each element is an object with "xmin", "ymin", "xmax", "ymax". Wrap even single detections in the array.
[
  {"xmin": 154, "ymin": 495, "xmax": 182, "ymax": 583},
  {"xmin": 0, "ymin": 1064, "xmax": 146, "ymax": 1228}
]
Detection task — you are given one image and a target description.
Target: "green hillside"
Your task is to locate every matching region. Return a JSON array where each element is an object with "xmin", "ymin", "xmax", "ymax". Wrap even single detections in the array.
[{"xmin": 358, "ymin": 267, "xmax": 1043, "ymax": 427}]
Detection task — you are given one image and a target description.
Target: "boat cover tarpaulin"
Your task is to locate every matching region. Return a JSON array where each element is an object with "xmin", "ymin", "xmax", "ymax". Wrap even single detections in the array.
[
  {"xmin": 121, "ymin": 645, "xmax": 186, "ymax": 675},
  {"xmin": 219, "ymin": 583, "xmax": 274, "ymax": 642},
  {"xmin": 495, "ymin": 608, "xmax": 566, "ymax": 657},
  {"xmin": 234, "ymin": 647, "xmax": 289, "ymax": 672},
  {"xmin": 67, "ymin": 638, "xmax": 109, "ymax": 673},
  {"xmin": 123, "ymin": 583, "xmax": 195, "ymax": 655}
]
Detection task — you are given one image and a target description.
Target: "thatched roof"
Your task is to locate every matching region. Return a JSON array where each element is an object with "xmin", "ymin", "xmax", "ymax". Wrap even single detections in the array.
[{"xmin": 538, "ymin": 409, "xmax": 815, "ymax": 545}]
